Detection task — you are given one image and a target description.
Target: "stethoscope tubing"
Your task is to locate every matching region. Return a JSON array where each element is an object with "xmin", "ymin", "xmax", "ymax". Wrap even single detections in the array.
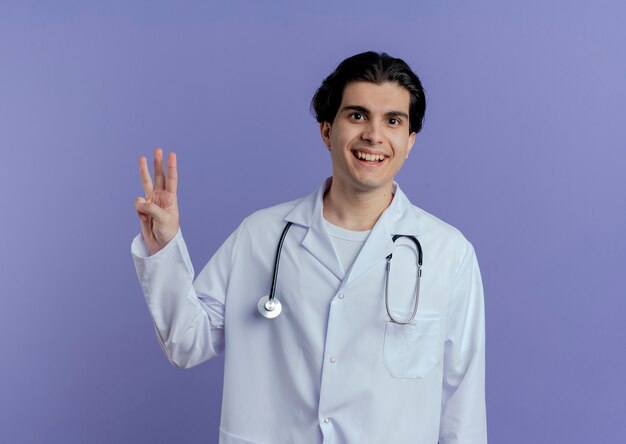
[
  {"xmin": 385, "ymin": 234, "xmax": 423, "ymax": 324},
  {"xmin": 268, "ymin": 221, "xmax": 293, "ymax": 304},
  {"xmin": 261, "ymin": 222, "xmax": 423, "ymax": 325}
]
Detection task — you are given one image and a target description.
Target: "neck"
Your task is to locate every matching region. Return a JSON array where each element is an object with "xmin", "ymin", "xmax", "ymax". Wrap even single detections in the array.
[{"xmin": 323, "ymin": 180, "xmax": 394, "ymax": 231}]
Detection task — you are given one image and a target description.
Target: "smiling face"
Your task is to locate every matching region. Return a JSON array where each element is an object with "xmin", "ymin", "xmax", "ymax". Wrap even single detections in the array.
[{"xmin": 320, "ymin": 81, "xmax": 416, "ymax": 196}]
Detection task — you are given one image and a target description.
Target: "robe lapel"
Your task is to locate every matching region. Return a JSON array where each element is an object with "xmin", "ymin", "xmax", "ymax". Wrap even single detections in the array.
[
  {"xmin": 344, "ymin": 207, "xmax": 394, "ymax": 287},
  {"xmin": 345, "ymin": 185, "xmax": 422, "ymax": 287},
  {"xmin": 301, "ymin": 212, "xmax": 344, "ymax": 281},
  {"xmin": 284, "ymin": 178, "xmax": 344, "ymax": 281}
]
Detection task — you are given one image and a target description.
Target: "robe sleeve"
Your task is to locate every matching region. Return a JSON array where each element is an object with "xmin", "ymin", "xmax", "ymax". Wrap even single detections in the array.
[
  {"xmin": 130, "ymin": 223, "xmax": 243, "ymax": 368},
  {"xmin": 439, "ymin": 242, "xmax": 488, "ymax": 444}
]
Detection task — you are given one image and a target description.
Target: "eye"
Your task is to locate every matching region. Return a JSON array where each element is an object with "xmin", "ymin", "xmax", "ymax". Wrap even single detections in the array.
[
  {"xmin": 388, "ymin": 117, "xmax": 401, "ymax": 126},
  {"xmin": 350, "ymin": 112, "xmax": 365, "ymax": 121}
]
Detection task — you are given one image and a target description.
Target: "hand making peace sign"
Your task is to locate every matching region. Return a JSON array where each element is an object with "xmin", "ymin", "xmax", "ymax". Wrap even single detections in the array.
[{"xmin": 135, "ymin": 148, "xmax": 180, "ymax": 255}]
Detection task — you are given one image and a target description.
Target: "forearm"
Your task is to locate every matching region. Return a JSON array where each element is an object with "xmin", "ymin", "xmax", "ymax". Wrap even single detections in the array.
[{"xmin": 131, "ymin": 229, "xmax": 221, "ymax": 368}]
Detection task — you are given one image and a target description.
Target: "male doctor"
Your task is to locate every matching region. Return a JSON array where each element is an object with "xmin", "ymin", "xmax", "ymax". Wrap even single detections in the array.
[{"xmin": 132, "ymin": 51, "xmax": 487, "ymax": 443}]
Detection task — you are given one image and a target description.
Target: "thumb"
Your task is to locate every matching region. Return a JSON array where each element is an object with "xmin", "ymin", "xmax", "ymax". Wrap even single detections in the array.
[
  {"xmin": 135, "ymin": 197, "xmax": 167, "ymax": 220},
  {"xmin": 135, "ymin": 197, "xmax": 151, "ymax": 242}
]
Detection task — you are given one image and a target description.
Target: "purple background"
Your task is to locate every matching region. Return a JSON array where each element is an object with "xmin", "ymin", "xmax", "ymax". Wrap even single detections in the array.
[{"xmin": 1, "ymin": 1, "xmax": 625, "ymax": 443}]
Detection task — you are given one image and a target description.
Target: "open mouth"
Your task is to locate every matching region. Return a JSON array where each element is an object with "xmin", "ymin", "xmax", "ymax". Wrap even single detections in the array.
[{"xmin": 352, "ymin": 150, "xmax": 387, "ymax": 163}]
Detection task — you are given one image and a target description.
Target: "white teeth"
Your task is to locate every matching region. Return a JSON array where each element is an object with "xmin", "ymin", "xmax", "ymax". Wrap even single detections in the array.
[{"xmin": 356, "ymin": 151, "xmax": 384, "ymax": 162}]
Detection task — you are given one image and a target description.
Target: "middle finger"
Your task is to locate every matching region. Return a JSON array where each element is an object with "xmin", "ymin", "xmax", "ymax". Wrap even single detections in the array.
[{"xmin": 154, "ymin": 147, "xmax": 165, "ymax": 190}]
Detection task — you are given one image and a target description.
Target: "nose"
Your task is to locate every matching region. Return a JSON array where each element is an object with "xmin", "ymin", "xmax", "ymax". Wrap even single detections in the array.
[{"xmin": 361, "ymin": 120, "xmax": 384, "ymax": 145}]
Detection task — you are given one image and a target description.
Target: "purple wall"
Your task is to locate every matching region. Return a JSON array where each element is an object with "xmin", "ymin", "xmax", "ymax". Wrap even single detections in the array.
[{"xmin": 1, "ymin": 1, "xmax": 625, "ymax": 442}]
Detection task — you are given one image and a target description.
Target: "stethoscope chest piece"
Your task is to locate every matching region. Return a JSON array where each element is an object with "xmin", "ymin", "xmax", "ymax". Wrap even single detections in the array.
[{"xmin": 258, "ymin": 295, "xmax": 282, "ymax": 319}]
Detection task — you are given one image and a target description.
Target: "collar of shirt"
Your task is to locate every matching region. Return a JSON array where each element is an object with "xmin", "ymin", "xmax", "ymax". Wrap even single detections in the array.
[{"xmin": 283, "ymin": 177, "xmax": 422, "ymax": 285}]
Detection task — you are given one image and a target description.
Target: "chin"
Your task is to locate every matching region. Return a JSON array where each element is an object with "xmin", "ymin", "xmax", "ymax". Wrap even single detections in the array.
[{"xmin": 351, "ymin": 177, "xmax": 392, "ymax": 193}]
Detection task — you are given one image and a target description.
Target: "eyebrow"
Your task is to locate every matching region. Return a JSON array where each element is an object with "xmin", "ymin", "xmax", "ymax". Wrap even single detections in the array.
[{"xmin": 340, "ymin": 105, "xmax": 409, "ymax": 120}]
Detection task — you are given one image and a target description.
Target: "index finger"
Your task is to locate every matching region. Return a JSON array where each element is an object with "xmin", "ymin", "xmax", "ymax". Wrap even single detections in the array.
[
  {"xmin": 166, "ymin": 152, "xmax": 177, "ymax": 194},
  {"xmin": 139, "ymin": 156, "xmax": 154, "ymax": 198}
]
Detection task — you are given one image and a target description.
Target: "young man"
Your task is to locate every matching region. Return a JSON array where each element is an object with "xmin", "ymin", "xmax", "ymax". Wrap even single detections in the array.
[{"xmin": 132, "ymin": 52, "xmax": 487, "ymax": 444}]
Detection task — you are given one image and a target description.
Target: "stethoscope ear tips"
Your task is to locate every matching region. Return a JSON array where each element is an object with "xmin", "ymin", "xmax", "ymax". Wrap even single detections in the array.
[{"xmin": 258, "ymin": 295, "xmax": 282, "ymax": 319}]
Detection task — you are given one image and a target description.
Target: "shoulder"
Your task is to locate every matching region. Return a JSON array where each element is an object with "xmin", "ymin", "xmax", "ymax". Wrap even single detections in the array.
[
  {"xmin": 234, "ymin": 194, "xmax": 311, "ymax": 245},
  {"xmin": 225, "ymin": 195, "xmax": 310, "ymax": 261},
  {"xmin": 410, "ymin": 204, "xmax": 475, "ymax": 263},
  {"xmin": 242, "ymin": 196, "xmax": 305, "ymax": 226},
  {"xmin": 416, "ymin": 206, "xmax": 468, "ymax": 242},
  {"xmin": 394, "ymin": 184, "xmax": 470, "ymax": 249}
]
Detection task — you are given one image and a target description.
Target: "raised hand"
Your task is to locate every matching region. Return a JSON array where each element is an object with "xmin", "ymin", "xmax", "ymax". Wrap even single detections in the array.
[{"xmin": 135, "ymin": 147, "xmax": 180, "ymax": 255}]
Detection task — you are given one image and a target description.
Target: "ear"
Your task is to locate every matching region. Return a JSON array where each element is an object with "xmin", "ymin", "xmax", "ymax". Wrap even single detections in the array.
[
  {"xmin": 405, "ymin": 132, "xmax": 416, "ymax": 159},
  {"xmin": 320, "ymin": 122, "xmax": 332, "ymax": 149}
]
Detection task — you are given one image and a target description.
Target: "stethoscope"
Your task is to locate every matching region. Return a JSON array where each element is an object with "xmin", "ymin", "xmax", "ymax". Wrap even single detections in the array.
[{"xmin": 257, "ymin": 222, "xmax": 423, "ymax": 325}]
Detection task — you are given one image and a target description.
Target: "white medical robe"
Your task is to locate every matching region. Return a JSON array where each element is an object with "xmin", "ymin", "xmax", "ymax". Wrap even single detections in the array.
[{"xmin": 131, "ymin": 179, "xmax": 487, "ymax": 444}]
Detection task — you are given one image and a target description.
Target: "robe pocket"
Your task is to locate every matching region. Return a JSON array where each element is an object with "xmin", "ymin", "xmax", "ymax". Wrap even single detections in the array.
[{"xmin": 383, "ymin": 313, "xmax": 441, "ymax": 379}]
